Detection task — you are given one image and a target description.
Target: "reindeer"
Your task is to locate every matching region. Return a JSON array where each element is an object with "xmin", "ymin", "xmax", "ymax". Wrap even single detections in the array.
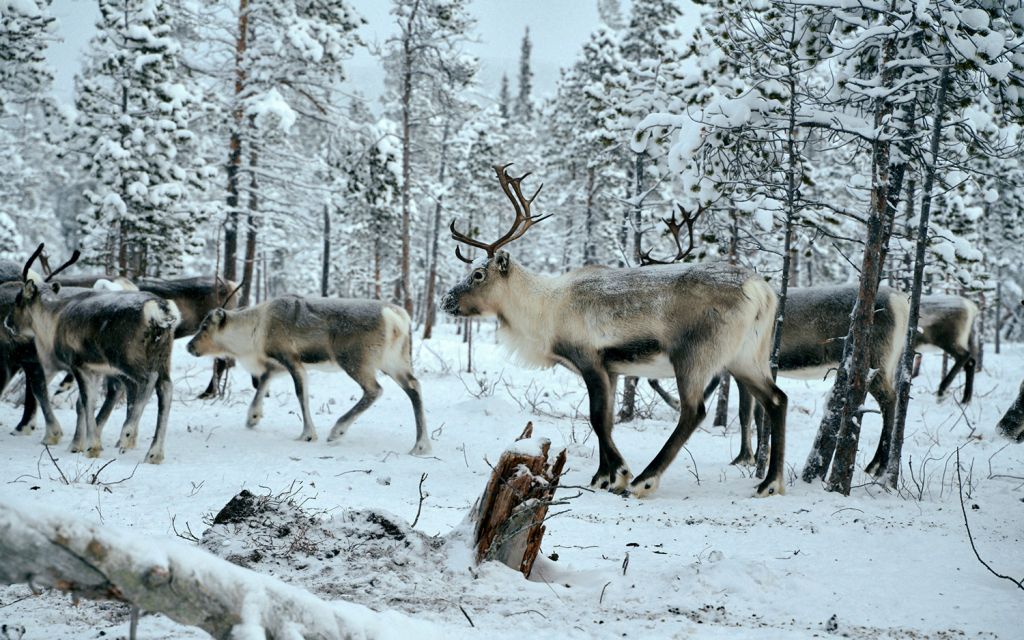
[
  {"xmin": 996, "ymin": 379, "xmax": 1024, "ymax": 443},
  {"xmin": 186, "ymin": 295, "xmax": 430, "ymax": 454},
  {"xmin": 54, "ymin": 273, "xmax": 241, "ymax": 399},
  {"xmin": 699, "ymin": 285, "xmax": 909, "ymax": 476},
  {"xmin": 914, "ymin": 294, "xmax": 978, "ymax": 404},
  {"xmin": 5, "ymin": 247, "xmax": 180, "ymax": 462},
  {"xmin": 441, "ymin": 165, "xmax": 788, "ymax": 497}
]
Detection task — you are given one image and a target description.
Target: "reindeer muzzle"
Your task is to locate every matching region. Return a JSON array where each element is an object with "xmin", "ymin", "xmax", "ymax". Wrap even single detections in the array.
[{"xmin": 440, "ymin": 291, "xmax": 461, "ymax": 316}]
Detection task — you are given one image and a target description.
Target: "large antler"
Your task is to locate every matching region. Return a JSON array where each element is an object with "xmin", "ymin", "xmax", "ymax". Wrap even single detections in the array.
[
  {"xmin": 449, "ymin": 163, "xmax": 551, "ymax": 264},
  {"xmin": 638, "ymin": 204, "xmax": 704, "ymax": 266}
]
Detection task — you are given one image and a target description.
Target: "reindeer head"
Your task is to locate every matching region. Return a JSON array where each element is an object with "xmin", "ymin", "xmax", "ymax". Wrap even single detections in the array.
[
  {"xmin": 187, "ymin": 281, "xmax": 245, "ymax": 357},
  {"xmin": 187, "ymin": 308, "xmax": 229, "ymax": 357},
  {"xmin": 441, "ymin": 164, "xmax": 549, "ymax": 318},
  {"xmin": 4, "ymin": 244, "xmax": 76, "ymax": 338}
]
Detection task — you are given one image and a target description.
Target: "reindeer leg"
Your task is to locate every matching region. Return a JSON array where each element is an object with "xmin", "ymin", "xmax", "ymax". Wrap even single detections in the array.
[
  {"xmin": 865, "ymin": 374, "xmax": 896, "ymax": 477},
  {"xmin": 735, "ymin": 374, "xmax": 787, "ymax": 497},
  {"xmin": 998, "ymin": 381, "xmax": 1024, "ymax": 442},
  {"xmin": 326, "ymin": 365, "xmax": 381, "ymax": 443},
  {"xmin": 936, "ymin": 348, "xmax": 969, "ymax": 400},
  {"xmin": 115, "ymin": 378, "xmax": 146, "ymax": 452},
  {"xmin": 390, "ymin": 371, "xmax": 430, "ymax": 455},
  {"xmin": 145, "ymin": 370, "xmax": 173, "ymax": 464},
  {"xmin": 281, "ymin": 359, "xmax": 316, "ymax": 442},
  {"xmin": 961, "ymin": 355, "xmax": 976, "ymax": 404},
  {"xmin": 585, "ymin": 367, "xmax": 630, "ymax": 491},
  {"xmin": 648, "ymin": 379, "xmax": 680, "ymax": 411},
  {"xmin": 246, "ymin": 371, "xmax": 272, "ymax": 428},
  {"xmin": 198, "ymin": 358, "xmax": 225, "ymax": 400},
  {"xmin": 72, "ymin": 369, "xmax": 102, "ymax": 458},
  {"xmin": 731, "ymin": 380, "xmax": 756, "ymax": 466},
  {"xmin": 19, "ymin": 363, "xmax": 60, "ymax": 443},
  {"xmin": 95, "ymin": 378, "xmax": 124, "ymax": 436}
]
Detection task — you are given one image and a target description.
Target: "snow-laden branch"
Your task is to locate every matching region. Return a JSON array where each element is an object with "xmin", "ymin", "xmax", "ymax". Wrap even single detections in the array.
[{"xmin": 0, "ymin": 498, "xmax": 440, "ymax": 640}]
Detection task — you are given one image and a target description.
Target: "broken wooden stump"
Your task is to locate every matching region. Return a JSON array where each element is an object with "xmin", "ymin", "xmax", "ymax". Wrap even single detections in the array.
[{"xmin": 469, "ymin": 422, "xmax": 567, "ymax": 578}]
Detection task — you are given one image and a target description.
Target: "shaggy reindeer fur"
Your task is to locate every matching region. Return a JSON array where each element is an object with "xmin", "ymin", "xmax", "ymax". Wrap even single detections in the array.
[
  {"xmin": 187, "ymin": 295, "xmax": 429, "ymax": 454},
  {"xmin": 56, "ymin": 274, "xmax": 241, "ymax": 399},
  {"xmin": 915, "ymin": 294, "xmax": 978, "ymax": 404},
  {"xmin": 712, "ymin": 285, "xmax": 909, "ymax": 477},
  {"xmin": 443, "ymin": 252, "xmax": 788, "ymax": 497},
  {"xmin": 5, "ymin": 281, "xmax": 180, "ymax": 462}
]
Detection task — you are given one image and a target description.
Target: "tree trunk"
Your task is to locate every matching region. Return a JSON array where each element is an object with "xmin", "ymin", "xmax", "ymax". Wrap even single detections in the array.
[
  {"xmin": 583, "ymin": 166, "xmax": 596, "ymax": 265},
  {"xmin": 398, "ymin": 1, "xmax": 420, "ymax": 317},
  {"xmin": 422, "ymin": 122, "xmax": 450, "ymax": 340},
  {"xmin": 468, "ymin": 422, "xmax": 567, "ymax": 578},
  {"xmin": 321, "ymin": 204, "xmax": 330, "ymax": 297},
  {"xmin": 618, "ymin": 153, "xmax": 646, "ymax": 422},
  {"xmin": 0, "ymin": 500, "xmax": 430, "ymax": 640},
  {"xmin": 803, "ymin": 28, "xmax": 906, "ymax": 493},
  {"xmin": 886, "ymin": 66, "xmax": 953, "ymax": 487},
  {"xmin": 240, "ymin": 150, "xmax": 258, "ymax": 308},
  {"xmin": 995, "ymin": 266, "xmax": 1002, "ymax": 354},
  {"xmin": 713, "ymin": 375, "xmax": 731, "ymax": 427},
  {"xmin": 223, "ymin": 0, "xmax": 249, "ymax": 283}
]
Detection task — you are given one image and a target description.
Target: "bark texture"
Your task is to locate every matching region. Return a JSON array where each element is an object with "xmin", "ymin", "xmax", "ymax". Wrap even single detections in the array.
[{"xmin": 470, "ymin": 422, "xmax": 567, "ymax": 578}]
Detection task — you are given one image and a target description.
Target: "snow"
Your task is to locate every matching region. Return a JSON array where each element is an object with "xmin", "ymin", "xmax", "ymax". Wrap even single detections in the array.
[
  {"xmin": 0, "ymin": 324, "xmax": 1021, "ymax": 639},
  {"xmin": 246, "ymin": 89, "xmax": 297, "ymax": 133}
]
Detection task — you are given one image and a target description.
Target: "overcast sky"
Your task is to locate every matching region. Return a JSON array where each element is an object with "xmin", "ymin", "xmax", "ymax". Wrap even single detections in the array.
[{"xmin": 46, "ymin": 1, "xmax": 697, "ymax": 108}]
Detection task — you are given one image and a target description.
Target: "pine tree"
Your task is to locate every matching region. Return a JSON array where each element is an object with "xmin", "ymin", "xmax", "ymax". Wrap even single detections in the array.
[
  {"xmin": 0, "ymin": 0, "xmax": 64, "ymax": 256},
  {"xmin": 498, "ymin": 73, "xmax": 510, "ymax": 120},
  {"xmin": 71, "ymin": 0, "xmax": 209, "ymax": 276},
  {"xmin": 514, "ymin": 26, "xmax": 533, "ymax": 121}
]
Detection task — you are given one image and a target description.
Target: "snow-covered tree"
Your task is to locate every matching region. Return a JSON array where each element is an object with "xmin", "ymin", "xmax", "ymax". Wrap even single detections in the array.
[{"xmin": 71, "ymin": 0, "xmax": 211, "ymax": 276}]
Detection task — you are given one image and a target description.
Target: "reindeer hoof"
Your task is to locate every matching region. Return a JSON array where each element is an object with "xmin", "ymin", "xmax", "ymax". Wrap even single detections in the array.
[
  {"xmin": 69, "ymin": 441, "xmax": 86, "ymax": 454},
  {"xmin": 146, "ymin": 450, "xmax": 164, "ymax": 464},
  {"xmin": 297, "ymin": 432, "xmax": 317, "ymax": 443},
  {"xmin": 628, "ymin": 476, "xmax": 660, "ymax": 498},
  {"xmin": 245, "ymin": 410, "xmax": 262, "ymax": 428},
  {"xmin": 864, "ymin": 459, "xmax": 885, "ymax": 477},
  {"xmin": 591, "ymin": 465, "xmax": 633, "ymax": 492},
  {"xmin": 11, "ymin": 421, "xmax": 36, "ymax": 436},
  {"xmin": 409, "ymin": 441, "xmax": 431, "ymax": 456},
  {"xmin": 755, "ymin": 476, "xmax": 784, "ymax": 497},
  {"xmin": 85, "ymin": 446, "xmax": 103, "ymax": 459},
  {"xmin": 730, "ymin": 452, "xmax": 756, "ymax": 466},
  {"xmin": 197, "ymin": 390, "xmax": 216, "ymax": 401},
  {"xmin": 117, "ymin": 434, "xmax": 136, "ymax": 450}
]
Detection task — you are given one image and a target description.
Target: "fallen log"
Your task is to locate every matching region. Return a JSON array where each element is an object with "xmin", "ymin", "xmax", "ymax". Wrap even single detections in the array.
[{"xmin": 0, "ymin": 498, "xmax": 439, "ymax": 640}]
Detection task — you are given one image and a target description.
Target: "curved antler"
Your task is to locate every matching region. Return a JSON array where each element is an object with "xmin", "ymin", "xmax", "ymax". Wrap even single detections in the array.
[
  {"xmin": 22, "ymin": 244, "xmax": 45, "ymax": 281},
  {"xmin": 44, "ymin": 250, "xmax": 81, "ymax": 282},
  {"xmin": 449, "ymin": 163, "xmax": 551, "ymax": 264},
  {"xmin": 638, "ymin": 204, "xmax": 704, "ymax": 266}
]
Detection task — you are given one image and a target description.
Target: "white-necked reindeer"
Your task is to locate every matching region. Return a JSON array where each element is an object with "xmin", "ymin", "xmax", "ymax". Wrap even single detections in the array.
[
  {"xmin": 441, "ymin": 164, "xmax": 788, "ymax": 497},
  {"xmin": 186, "ymin": 294, "xmax": 430, "ymax": 454},
  {"xmin": 4, "ymin": 246, "xmax": 180, "ymax": 462},
  {"xmin": 915, "ymin": 294, "xmax": 978, "ymax": 404}
]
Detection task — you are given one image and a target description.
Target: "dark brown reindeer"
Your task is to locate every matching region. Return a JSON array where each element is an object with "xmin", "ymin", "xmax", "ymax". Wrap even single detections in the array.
[
  {"xmin": 53, "ymin": 273, "xmax": 241, "ymax": 399},
  {"xmin": 700, "ymin": 285, "xmax": 909, "ymax": 476},
  {"xmin": 914, "ymin": 294, "xmax": 978, "ymax": 404},
  {"xmin": 5, "ymin": 247, "xmax": 180, "ymax": 462},
  {"xmin": 186, "ymin": 294, "xmax": 429, "ymax": 454},
  {"xmin": 441, "ymin": 164, "xmax": 788, "ymax": 497}
]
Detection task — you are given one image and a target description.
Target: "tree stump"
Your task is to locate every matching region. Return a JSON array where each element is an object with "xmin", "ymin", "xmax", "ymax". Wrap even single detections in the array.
[{"xmin": 469, "ymin": 422, "xmax": 567, "ymax": 578}]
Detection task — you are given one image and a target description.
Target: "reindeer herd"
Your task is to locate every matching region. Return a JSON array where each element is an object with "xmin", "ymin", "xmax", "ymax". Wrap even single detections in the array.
[{"xmin": 0, "ymin": 164, "xmax": 1003, "ymax": 498}]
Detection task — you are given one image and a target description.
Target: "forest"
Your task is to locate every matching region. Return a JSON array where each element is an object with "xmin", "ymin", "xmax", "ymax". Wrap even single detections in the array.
[{"xmin": 1, "ymin": 0, "xmax": 1023, "ymax": 638}]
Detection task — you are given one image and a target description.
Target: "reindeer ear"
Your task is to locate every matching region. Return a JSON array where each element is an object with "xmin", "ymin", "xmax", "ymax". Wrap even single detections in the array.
[
  {"xmin": 50, "ymin": 282, "xmax": 61, "ymax": 294},
  {"xmin": 495, "ymin": 251, "xmax": 511, "ymax": 274},
  {"xmin": 21, "ymin": 280, "xmax": 38, "ymax": 300}
]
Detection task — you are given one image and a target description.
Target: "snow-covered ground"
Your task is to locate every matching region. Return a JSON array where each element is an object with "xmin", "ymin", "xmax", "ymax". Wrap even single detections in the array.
[{"xmin": 1, "ymin": 322, "xmax": 1021, "ymax": 639}]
